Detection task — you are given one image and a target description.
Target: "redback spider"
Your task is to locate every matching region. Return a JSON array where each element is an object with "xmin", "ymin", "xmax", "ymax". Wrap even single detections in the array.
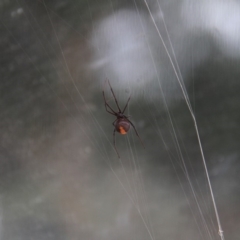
[{"xmin": 102, "ymin": 79, "xmax": 144, "ymax": 157}]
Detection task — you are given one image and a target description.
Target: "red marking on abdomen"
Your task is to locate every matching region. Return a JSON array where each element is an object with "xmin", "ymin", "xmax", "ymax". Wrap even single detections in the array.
[{"xmin": 119, "ymin": 126, "xmax": 127, "ymax": 134}]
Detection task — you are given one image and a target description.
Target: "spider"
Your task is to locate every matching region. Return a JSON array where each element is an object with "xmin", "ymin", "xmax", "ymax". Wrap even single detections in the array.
[{"xmin": 102, "ymin": 79, "xmax": 144, "ymax": 157}]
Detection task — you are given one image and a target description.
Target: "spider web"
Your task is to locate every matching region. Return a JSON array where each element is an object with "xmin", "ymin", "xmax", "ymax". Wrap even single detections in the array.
[{"xmin": 0, "ymin": 0, "xmax": 239, "ymax": 239}]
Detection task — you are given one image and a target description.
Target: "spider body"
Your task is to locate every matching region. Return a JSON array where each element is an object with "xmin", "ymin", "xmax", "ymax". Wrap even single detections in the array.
[
  {"xmin": 114, "ymin": 118, "xmax": 130, "ymax": 135},
  {"xmin": 103, "ymin": 80, "xmax": 144, "ymax": 157}
]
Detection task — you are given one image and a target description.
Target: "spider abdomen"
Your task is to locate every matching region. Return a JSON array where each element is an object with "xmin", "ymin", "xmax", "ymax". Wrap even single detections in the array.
[{"xmin": 115, "ymin": 119, "xmax": 130, "ymax": 135}]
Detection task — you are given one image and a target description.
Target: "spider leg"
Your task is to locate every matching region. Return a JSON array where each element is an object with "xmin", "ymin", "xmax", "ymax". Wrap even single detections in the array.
[
  {"xmin": 112, "ymin": 119, "xmax": 118, "ymax": 126},
  {"xmin": 122, "ymin": 95, "xmax": 131, "ymax": 114},
  {"xmin": 128, "ymin": 120, "xmax": 145, "ymax": 148},
  {"xmin": 102, "ymin": 88, "xmax": 117, "ymax": 115},
  {"xmin": 105, "ymin": 103, "xmax": 116, "ymax": 116},
  {"xmin": 107, "ymin": 79, "xmax": 122, "ymax": 112},
  {"xmin": 113, "ymin": 129, "xmax": 120, "ymax": 158}
]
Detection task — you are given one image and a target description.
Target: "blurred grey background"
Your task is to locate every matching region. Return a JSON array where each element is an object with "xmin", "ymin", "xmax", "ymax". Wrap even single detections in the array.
[{"xmin": 0, "ymin": 0, "xmax": 239, "ymax": 239}]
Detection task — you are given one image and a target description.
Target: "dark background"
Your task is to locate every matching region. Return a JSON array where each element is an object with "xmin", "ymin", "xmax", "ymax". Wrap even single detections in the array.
[{"xmin": 0, "ymin": 0, "xmax": 239, "ymax": 239}]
